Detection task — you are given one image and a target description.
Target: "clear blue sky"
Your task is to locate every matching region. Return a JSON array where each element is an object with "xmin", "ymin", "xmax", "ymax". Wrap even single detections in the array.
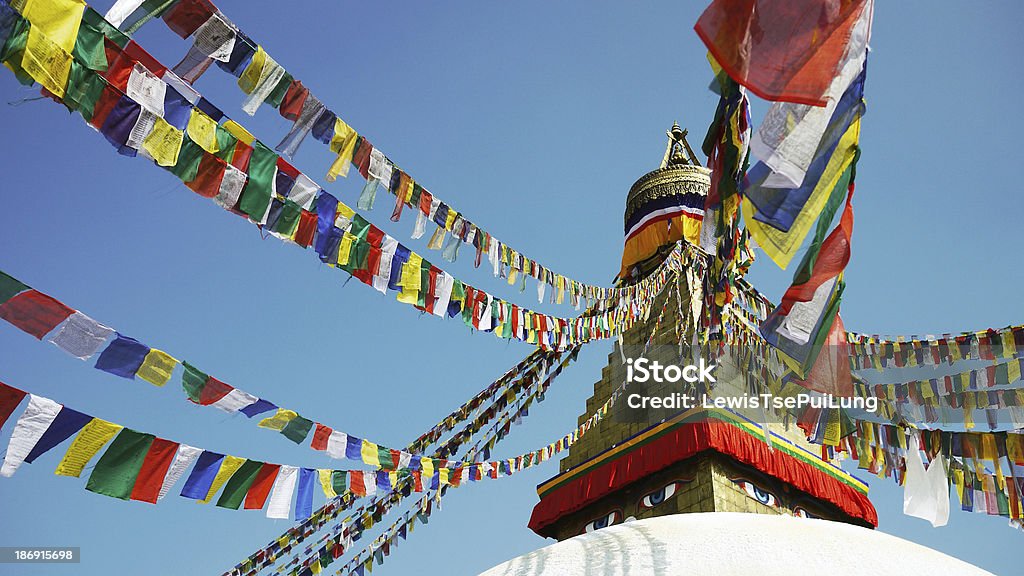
[{"xmin": 0, "ymin": 1, "xmax": 1021, "ymax": 574}]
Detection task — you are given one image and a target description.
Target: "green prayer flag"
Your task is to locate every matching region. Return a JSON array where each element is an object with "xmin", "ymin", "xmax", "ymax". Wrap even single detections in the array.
[
  {"xmin": 73, "ymin": 21, "xmax": 107, "ymax": 71},
  {"xmin": 265, "ymin": 72, "xmax": 293, "ymax": 109},
  {"xmin": 85, "ymin": 429, "xmax": 155, "ymax": 500},
  {"xmin": 81, "ymin": 7, "xmax": 129, "ymax": 48},
  {"xmin": 1, "ymin": 17, "xmax": 33, "ymax": 87},
  {"xmin": 280, "ymin": 415, "xmax": 314, "ymax": 444},
  {"xmin": 0, "ymin": 271, "xmax": 29, "ymax": 305},
  {"xmin": 238, "ymin": 142, "xmax": 277, "ymax": 221},
  {"xmin": 377, "ymin": 446, "xmax": 394, "ymax": 470},
  {"xmin": 272, "ymin": 200, "xmax": 302, "ymax": 236},
  {"xmin": 123, "ymin": 0, "xmax": 177, "ymax": 35},
  {"xmin": 331, "ymin": 471, "xmax": 346, "ymax": 495},
  {"xmin": 63, "ymin": 62, "xmax": 104, "ymax": 121},
  {"xmin": 216, "ymin": 459, "xmax": 264, "ymax": 510},
  {"xmin": 213, "ymin": 125, "xmax": 237, "ymax": 162},
  {"xmin": 168, "ymin": 136, "xmax": 205, "ymax": 184},
  {"xmin": 181, "ymin": 362, "xmax": 209, "ymax": 404}
]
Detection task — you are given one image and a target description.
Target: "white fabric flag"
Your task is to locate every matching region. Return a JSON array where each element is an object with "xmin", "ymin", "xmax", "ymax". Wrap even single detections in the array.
[
  {"xmin": 162, "ymin": 70, "xmax": 201, "ymax": 105},
  {"xmin": 433, "ymin": 272, "xmax": 454, "ymax": 317},
  {"xmin": 326, "ymin": 430, "xmax": 348, "ymax": 460},
  {"xmin": 778, "ymin": 277, "xmax": 836, "ymax": 345},
  {"xmin": 1, "ymin": 395, "xmax": 61, "ymax": 477},
  {"xmin": 242, "ymin": 55, "xmax": 286, "ymax": 116},
  {"xmin": 411, "ymin": 210, "xmax": 427, "ymax": 240},
  {"xmin": 48, "ymin": 312, "xmax": 114, "ymax": 360},
  {"xmin": 126, "ymin": 110, "xmax": 157, "ymax": 151},
  {"xmin": 373, "ymin": 237, "xmax": 399, "ymax": 294},
  {"xmin": 288, "ymin": 174, "xmax": 319, "ymax": 211},
  {"xmin": 158, "ymin": 444, "xmax": 202, "ymax": 501},
  {"xmin": 209, "ymin": 389, "xmax": 259, "ymax": 414},
  {"xmin": 193, "ymin": 13, "xmax": 236, "ymax": 62},
  {"xmin": 363, "ymin": 472, "xmax": 377, "ymax": 497},
  {"xmin": 104, "ymin": 0, "xmax": 146, "ymax": 28},
  {"xmin": 537, "ymin": 280, "xmax": 546, "ymax": 304},
  {"xmin": 903, "ymin": 432, "xmax": 950, "ymax": 527},
  {"xmin": 398, "ymin": 451, "xmax": 412, "ymax": 469},
  {"xmin": 750, "ymin": 1, "xmax": 871, "ymax": 188},
  {"xmin": 266, "ymin": 465, "xmax": 299, "ymax": 519},
  {"xmin": 489, "ymin": 241, "xmax": 500, "ymax": 277},
  {"xmin": 368, "ymin": 148, "xmax": 391, "ymax": 184},
  {"xmin": 215, "ymin": 164, "xmax": 247, "ymax": 210},
  {"xmin": 126, "ymin": 64, "xmax": 166, "ymax": 117},
  {"xmin": 477, "ymin": 294, "xmax": 493, "ymax": 331}
]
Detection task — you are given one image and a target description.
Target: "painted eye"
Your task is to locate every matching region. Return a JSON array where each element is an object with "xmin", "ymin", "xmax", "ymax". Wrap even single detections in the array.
[
  {"xmin": 733, "ymin": 479, "xmax": 778, "ymax": 507},
  {"xmin": 641, "ymin": 482, "xmax": 679, "ymax": 508},
  {"xmin": 583, "ymin": 511, "xmax": 622, "ymax": 533},
  {"xmin": 794, "ymin": 507, "xmax": 819, "ymax": 519}
]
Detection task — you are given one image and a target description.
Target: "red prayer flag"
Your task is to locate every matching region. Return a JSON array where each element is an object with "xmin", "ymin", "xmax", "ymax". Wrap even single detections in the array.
[
  {"xmin": 197, "ymin": 376, "xmax": 233, "ymax": 406},
  {"xmin": 279, "ymin": 81, "xmax": 309, "ymax": 121},
  {"xmin": 352, "ymin": 139, "xmax": 372, "ymax": 180},
  {"xmin": 293, "ymin": 211, "xmax": 318, "ymax": 248},
  {"xmin": 778, "ymin": 185, "xmax": 853, "ymax": 314},
  {"xmin": 186, "ymin": 154, "xmax": 227, "ymax": 197},
  {"xmin": 129, "ymin": 438, "xmax": 180, "ymax": 504},
  {"xmin": 89, "ymin": 84, "xmax": 123, "ymax": 131},
  {"xmin": 163, "ymin": 0, "xmax": 217, "ymax": 38},
  {"xmin": 311, "ymin": 424, "xmax": 332, "ymax": 451},
  {"xmin": 0, "ymin": 382, "xmax": 27, "ymax": 430},
  {"xmin": 349, "ymin": 471, "xmax": 366, "ymax": 497},
  {"xmin": 231, "ymin": 141, "xmax": 254, "ymax": 172},
  {"xmin": 0, "ymin": 290, "xmax": 74, "ymax": 339},
  {"xmin": 244, "ymin": 463, "xmax": 282, "ymax": 510},
  {"xmin": 694, "ymin": 0, "xmax": 869, "ymax": 106}
]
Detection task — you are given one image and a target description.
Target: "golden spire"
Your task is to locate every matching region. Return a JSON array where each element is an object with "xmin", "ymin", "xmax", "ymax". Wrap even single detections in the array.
[{"xmin": 660, "ymin": 122, "xmax": 702, "ymax": 169}]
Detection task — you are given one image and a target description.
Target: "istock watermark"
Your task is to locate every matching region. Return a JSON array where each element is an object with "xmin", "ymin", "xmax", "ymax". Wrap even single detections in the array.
[{"xmin": 613, "ymin": 347, "xmax": 880, "ymax": 425}]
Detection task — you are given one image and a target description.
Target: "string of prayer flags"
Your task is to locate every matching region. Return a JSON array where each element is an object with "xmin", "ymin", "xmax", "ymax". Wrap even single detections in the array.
[
  {"xmin": 847, "ymin": 326, "xmax": 1024, "ymax": 370},
  {"xmin": 0, "ymin": 269, "xmax": 579, "ymax": 483}
]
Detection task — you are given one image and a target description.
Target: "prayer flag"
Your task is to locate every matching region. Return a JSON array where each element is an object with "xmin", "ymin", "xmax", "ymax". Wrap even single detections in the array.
[
  {"xmin": 216, "ymin": 459, "xmax": 264, "ymax": 510},
  {"xmin": 1, "ymin": 393, "xmax": 60, "ymax": 477},
  {"xmin": 266, "ymin": 464, "xmax": 298, "ymax": 519},
  {"xmin": 48, "ymin": 311, "xmax": 113, "ymax": 360},
  {"xmin": 243, "ymin": 462, "xmax": 280, "ymax": 510},
  {"xmin": 94, "ymin": 333, "xmax": 150, "ymax": 379},
  {"xmin": 0, "ymin": 289, "xmax": 74, "ymax": 339},
  {"xmin": 179, "ymin": 450, "xmax": 225, "ymax": 499},
  {"xmin": 86, "ymin": 428, "xmax": 155, "ymax": 500},
  {"xmin": 55, "ymin": 417, "xmax": 122, "ymax": 477},
  {"xmin": 129, "ymin": 437, "xmax": 179, "ymax": 503},
  {"xmin": 157, "ymin": 443, "xmax": 201, "ymax": 500},
  {"xmin": 695, "ymin": 0, "xmax": 870, "ymax": 106}
]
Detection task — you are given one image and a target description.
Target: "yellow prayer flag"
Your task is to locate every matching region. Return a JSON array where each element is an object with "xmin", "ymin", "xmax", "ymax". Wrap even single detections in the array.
[
  {"xmin": 258, "ymin": 409, "xmax": 298, "ymax": 431},
  {"xmin": 444, "ymin": 209, "xmax": 458, "ymax": 231},
  {"xmin": 420, "ymin": 458, "xmax": 434, "ymax": 478},
  {"xmin": 318, "ymin": 469, "xmax": 337, "ymax": 498},
  {"xmin": 55, "ymin": 418, "xmax": 122, "ymax": 477},
  {"xmin": 742, "ymin": 117, "xmax": 861, "ymax": 269},
  {"xmin": 360, "ymin": 440, "xmax": 380, "ymax": 467},
  {"xmin": 326, "ymin": 117, "xmax": 357, "ymax": 182},
  {"xmin": 19, "ymin": 0, "xmax": 85, "ymax": 53},
  {"xmin": 223, "ymin": 120, "xmax": 255, "ymax": 146},
  {"xmin": 200, "ymin": 455, "xmax": 246, "ymax": 503},
  {"xmin": 21, "ymin": 26, "xmax": 72, "ymax": 98},
  {"xmin": 135, "ymin": 348, "xmax": 178, "ymax": 387},
  {"xmin": 142, "ymin": 118, "xmax": 184, "ymax": 168},
  {"xmin": 337, "ymin": 233, "xmax": 355, "ymax": 266},
  {"xmin": 336, "ymin": 202, "xmax": 356, "ymax": 222},
  {"xmin": 439, "ymin": 467, "xmax": 449, "ymax": 486},
  {"xmin": 1009, "ymin": 358, "xmax": 1022, "ymax": 386},
  {"xmin": 187, "ymin": 109, "xmax": 220, "ymax": 154},
  {"xmin": 237, "ymin": 46, "xmax": 267, "ymax": 94},
  {"xmin": 400, "ymin": 254, "xmax": 423, "ymax": 291}
]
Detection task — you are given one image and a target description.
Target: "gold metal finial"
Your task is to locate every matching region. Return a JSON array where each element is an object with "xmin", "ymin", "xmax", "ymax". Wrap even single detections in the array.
[{"xmin": 660, "ymin": 122, "xmax": 702, "ymax": 169}]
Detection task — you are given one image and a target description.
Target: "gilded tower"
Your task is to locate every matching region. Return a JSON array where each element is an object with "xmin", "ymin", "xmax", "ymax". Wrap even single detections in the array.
[{"xmin": 528, "ymin": 126, "xmax": 877, "ymax": 541}]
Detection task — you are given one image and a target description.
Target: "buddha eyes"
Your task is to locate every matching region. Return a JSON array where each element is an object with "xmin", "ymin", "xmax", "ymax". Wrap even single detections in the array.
[
  {"xmin": 794, "ymin": 507, "xmax": 819, "ymax": 519},
  {"xmin": 640, "ymin": 482, "xmax": 680, "ymax": 509},
  {"xmin": 582, "ymin": 510, "xmax": 622, "ymax": 534},
  {"xmin": 733, "ymin": 479, "xmax": 778, "ymax": 508}
]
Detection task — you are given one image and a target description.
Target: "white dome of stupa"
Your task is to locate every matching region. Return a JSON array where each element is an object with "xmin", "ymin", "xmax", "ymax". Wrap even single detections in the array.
[{"xmin": 480, "ymin": 513, "xmax": 991, "ymax": 576}]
